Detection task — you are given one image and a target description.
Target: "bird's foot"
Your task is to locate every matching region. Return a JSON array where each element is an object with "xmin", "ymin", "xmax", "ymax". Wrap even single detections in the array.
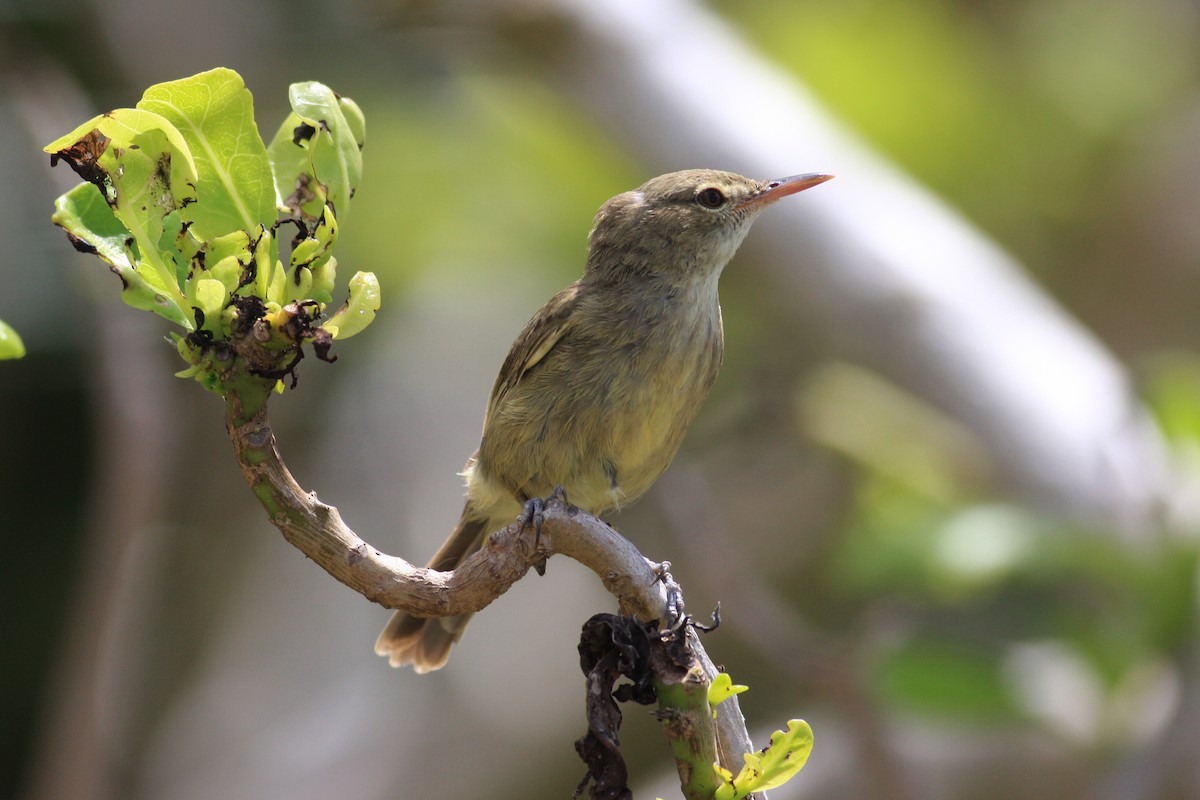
[
  {"xmin": 649, "ymin": 560, "xmax": 689, "ymax": 635},
  {"xmin": 519, "ymin": 487, "xmax": 567, "ymax": 576},
  {"xmin": 518, "ymin": 496, "xmax": 545, "ymax": 535}
]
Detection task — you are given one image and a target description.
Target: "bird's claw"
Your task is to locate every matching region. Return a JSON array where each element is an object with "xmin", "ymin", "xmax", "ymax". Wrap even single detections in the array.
[
  {"xmin": 648, "ymin": 561, "xmax": 688, "ymax": 635},
  {"xmin": 519, "ymin": 487, "xmax": 567, "ymax": 576},
  {"xmin": 518, "ymin": 496, "xmax": 546, "ymax": 535}
]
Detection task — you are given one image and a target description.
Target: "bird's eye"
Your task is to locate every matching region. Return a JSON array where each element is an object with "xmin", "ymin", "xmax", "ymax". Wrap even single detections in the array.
[{"xmin": 695, "ymin": 187, "xmax": 727, "ymax": 209}]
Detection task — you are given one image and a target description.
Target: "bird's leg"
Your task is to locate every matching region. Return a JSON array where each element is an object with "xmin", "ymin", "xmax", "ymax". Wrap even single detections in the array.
[
  {"xmin": 547, "ymin": 484, "xmax": 570, "ymax": 507},
  {"xmin": 519, "ymin": 486, "xmax": 567, "ymax": 576},
  {"xmin": 649, "ymin": 560, "xmax": 688, "ymax": 635}
]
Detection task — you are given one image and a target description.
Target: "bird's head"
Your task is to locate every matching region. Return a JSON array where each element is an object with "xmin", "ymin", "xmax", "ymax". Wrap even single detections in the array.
[{"xmin": 585, "ymin": 169, "xmax": 832, "ymax": 284}]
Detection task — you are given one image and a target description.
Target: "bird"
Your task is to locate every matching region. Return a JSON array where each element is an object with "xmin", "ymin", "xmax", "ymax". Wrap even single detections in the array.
[{"xmin": 376, "ymin": 168, "xmax": 832, "ymax": 672}]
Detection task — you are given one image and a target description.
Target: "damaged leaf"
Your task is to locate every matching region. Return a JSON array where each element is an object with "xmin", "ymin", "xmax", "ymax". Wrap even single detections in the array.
[
  {"xmin": 52, "ymin": 181, "xmax": 190, "ymax": 327},
  {"xmin": 44, "ymin": 107, "xmax": 198, "ymax": 194},
  {"xmin": 574, "ymin": 614, "xmax": 657, "ymax": 800},
  {"xmin": 46, "ymin": 68, "xmax": 379, "ymax": 392},
  {"xmin": 47, "ymin": 110, "xmax": 199, "ymax": 328},
  {"xmin": 713, "ymin": 719, "xmax": 814, "ymax": 800},
  {"xmin": 266, "ymin": 81, "xmax": 364, "ymax": 223}
]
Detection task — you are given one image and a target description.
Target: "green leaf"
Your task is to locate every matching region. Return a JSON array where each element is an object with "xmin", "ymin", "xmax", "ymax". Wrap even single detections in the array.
[
  {"xmin": 45, "ymin": 110, "xmax": 198, "ymax": 327},
  {"xmin": 322, "ymin": 271, "xmax": 379, "ymax": 339},
  {"xmin": 714, "ymin": 720, "xmax": 813, "ymax": 800},
  {"xmin": 46, "ymin": 68, "xmax": 377, "ymax": 388},
  {"xmin": 112, "ymin": 128, "xmax": 184, "ymax": 282},
  {"xmin": 138, "ymin": 67, "xmax": 276, "ymax": 239},
  {"xmin": 751, "ymin": 720, "xmax": 813, "ymax": 793},
  {"xmin": 708, "ymin": 673, "xmax": 750, "ymax": 709},
  {"xmin": 290, "ymin": 205, "xmax": 338, "ymax": 272},
  {"xmin": 43, "ymin": 108, "xmax": 198, "ymax": 190},
  {"xmin": 713, "ymin": 764, "xmax": 736, "ymax": 800},
  {"xmin": 0, "ymin": 319, "xmax": 25, "ymax": 359},
  {"xmin": 267, "ymin": 81, "xmax": 364, "ymax": 222},
  {"xmin": 204, "ymin": 229, "xmax": 254, "ymax": 264},
  {"xmin": 310, "ymin": 256, "xmax": 337, "ymax": 304},
  {"xmin": 52, "ymin": 183, "xmax": 189, "ymax": 327},
  {"xmin": 52, "ymin": 183, "xmax": 132, "ymax": 268},
  {"xmin": 248, "ymin": 225, "xmax": 275, "ymax": 302},
  {"xmin": 193, "ymin": 278, "xmax": 228, "ymax": 317}
]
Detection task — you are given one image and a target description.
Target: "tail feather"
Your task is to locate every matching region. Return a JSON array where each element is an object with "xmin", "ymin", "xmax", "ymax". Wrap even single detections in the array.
[{"xmin": 374, "ymin": 511, "xmax": 490, "ymax": 672}]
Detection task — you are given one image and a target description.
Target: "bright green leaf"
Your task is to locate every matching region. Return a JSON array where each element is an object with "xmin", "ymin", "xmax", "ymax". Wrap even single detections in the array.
[
  {"xmin": 290, "ymin": 205, "xmax": 338, "ymax": 272},
  {"xmin": 204, "ymin": 229, "xmax": 253, "ymax": 264},
  {"xmin": 337, "ymin": 94, "xmax": 366, "ymax": 154},
  {"xmin": 322, "ymin": 271, "xmax": 379, "ymax": 339},
  {"xmin": 112, "ymin": 127, "xmax": 183, "ymax": 277},
  {"xmin": 267, "ymin": 113, "xmax": 323, "ymax": 220},
  {"xmin": 708, "ymin": 673, "xmax": 750, "ymax": 709},
  {"xmin": 194, "ymin": 278, "xmax": 228, "ymax": 317},
  {"xmin": 45, "ymin": 111, "xmax": 199, "ymax": 325},
  {"xmin": 138, "ymin": 67, "xmax": 276, "ymax": 239},
  {"xmin": 310, "ymin": 256, "xmax": 337, "ymax": 304},
  {"xmin": 713, "ymin": 763, "xmax": 736, "ymax": 800},
  {"xmin": 245, "ymin": 224, "xmax": 275, "ymax": 302},
  {"xmin": 52, "ymin": 182, "xmax": 189, "ymax": 327},
  {"xmin": 288, "ymin": 81, "xmax": 363, "ymax": 201},
  {"xmin": 48, "ymin": 119, "xmax": 195, "ymax": 305},
  {"xmin": 289, "ymin": 266, "xmax": 314, "ymax": 303},
  {"xmin": 43, "ymin": 107, "xmax": 198, "ymax": 190},
  {"xmin": 0, "ymin": 319, "xmax": 25, "ymax": 359},
  {"xmin": 751, "ymin": 720, "xmax": 813, "ymax": 792},
  {"xmin": 52, "ymin": 183, "xmax": 133, "ymax": 269},
  {"xmin": 47, "ymin": 69, "xmax": 375, "ymax": 386},
  {"xmin": 715, "ymin": 720, "xmax": 813, "ymax": 800},
  {"xmin": 207, "ymin": 255, "xmax": 245, "ymax": 294}
]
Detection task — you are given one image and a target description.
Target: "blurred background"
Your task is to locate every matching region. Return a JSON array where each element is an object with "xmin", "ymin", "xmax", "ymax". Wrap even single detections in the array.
[{"xmin": 5, "ymin": 0, "xmax": 1200, "ymax": 797}]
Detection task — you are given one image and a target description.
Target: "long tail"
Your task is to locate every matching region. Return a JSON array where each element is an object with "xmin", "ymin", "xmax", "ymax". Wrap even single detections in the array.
[{"xmin": 374, "ymin": 507, "xmax": 490, "ymax": 673}]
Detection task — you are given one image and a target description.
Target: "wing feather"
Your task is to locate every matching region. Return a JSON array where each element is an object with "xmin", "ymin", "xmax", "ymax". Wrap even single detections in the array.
[{"xmin": 483, "ymin": 281, "xmax": 581, "ymax": 427}]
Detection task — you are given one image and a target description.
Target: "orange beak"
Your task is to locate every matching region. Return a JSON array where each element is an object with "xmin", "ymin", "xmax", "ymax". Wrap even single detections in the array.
[{"xmin": 739, "ymin": 172, "xmax": 834, "ymax": 211}]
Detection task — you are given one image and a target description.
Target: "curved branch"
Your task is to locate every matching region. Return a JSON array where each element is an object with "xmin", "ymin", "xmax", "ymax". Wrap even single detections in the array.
[
  {"xmin": 225, "ymin": 391, "xmax": 760, "ymax": 792},
  {"xmin": 226, "ymin": 392, "xmax": 669, "ymax": 620}
]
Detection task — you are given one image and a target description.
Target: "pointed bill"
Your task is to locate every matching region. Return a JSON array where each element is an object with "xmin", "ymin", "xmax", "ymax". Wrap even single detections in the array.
[{"xmin": 739, "ymin": 172, "xmax": 834, "ymax": 211}]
